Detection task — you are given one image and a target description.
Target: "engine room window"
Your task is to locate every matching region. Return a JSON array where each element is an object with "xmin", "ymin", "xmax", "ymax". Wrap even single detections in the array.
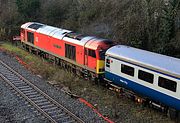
[
  {"xmin": 158, "ymin": 77, "xmax": 177, "ymax": 92},
  {"xmin": 138, "ymin": 70, "xmax": 154, "ymax": 84},
  {"xmin": 121, "ymin": 64, "xmax": 134, "ymax": 77},
  {"xmin": 65, "ymin": 44, "xmax": 76, "ymax": 61},
  {"xmin": 88, "ymin": 49, "xmax": 96, "ymax": 58}
]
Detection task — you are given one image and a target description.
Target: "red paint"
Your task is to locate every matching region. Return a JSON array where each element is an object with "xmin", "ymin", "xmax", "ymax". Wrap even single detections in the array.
[
  {"xmin": 21, "ymin": 22, "xmax": 113, "ymax": 74},
  {"xmin": 15, "ymin": 56, "xmax": 28, "ymax": 68},
  {"xmin": 79, "ymin": 98, "xmax": 115, "ymax": 123}
]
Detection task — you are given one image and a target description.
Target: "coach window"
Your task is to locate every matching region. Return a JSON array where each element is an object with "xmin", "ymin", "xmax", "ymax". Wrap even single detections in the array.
[
  {"xmin": 158, "ymin": 77, "xmax": 177, "ymax": 92},
  {"xmin": 138, "ymin": 70, "xmax": 154, "ymax": 84},
  {"xmin": 121, "ymin": 64, "xmax": 134, "ymax": 77},
  {"xmin": 88, "ymin": 49, "xmax": 96, "ymax": 58}
]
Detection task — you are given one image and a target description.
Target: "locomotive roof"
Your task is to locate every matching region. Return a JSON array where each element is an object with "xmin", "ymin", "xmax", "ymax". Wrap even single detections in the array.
[
  {"xmin": 106, "ymin": 45, "xmax": 180, "ymax": 79},
  {"xmin": 21, "ymin": 22, "xmax": 112, "ymax": 48}
]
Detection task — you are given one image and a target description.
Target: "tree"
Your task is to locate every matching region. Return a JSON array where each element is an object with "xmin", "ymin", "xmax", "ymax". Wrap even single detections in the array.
[
  {"xmin": 156, "ymin": 0, "xmax": 180, "ymax": 56},
  {"xmin": 16, "ymin": 0, "xmax": 40, "ymax": 21}
]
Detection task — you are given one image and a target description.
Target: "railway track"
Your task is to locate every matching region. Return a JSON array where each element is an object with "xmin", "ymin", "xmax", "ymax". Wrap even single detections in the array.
[{"xmin": 0, "ymin": 60, "xmax": 84, "ymax": 123}]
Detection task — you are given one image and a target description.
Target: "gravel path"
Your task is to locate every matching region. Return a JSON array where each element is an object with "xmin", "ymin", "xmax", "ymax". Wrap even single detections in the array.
[{"xmin": 0, "ymin": 51, "xmax": 106, "ymax": 123}]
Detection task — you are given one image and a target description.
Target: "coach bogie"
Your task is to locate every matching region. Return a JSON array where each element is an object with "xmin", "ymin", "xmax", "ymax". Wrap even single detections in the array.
[
  {"xmin": 169, "ymin": 108, "xmax": 178, "ymax": 120},
  {"xmin": 178, "ymin": 112, "xmax": 180, "ymax": 122}
]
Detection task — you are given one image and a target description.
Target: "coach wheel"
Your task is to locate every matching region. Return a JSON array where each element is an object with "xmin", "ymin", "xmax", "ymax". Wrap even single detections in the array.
[
  {"xmin": 177, "ymin": 112, "xmax": 180, "ymax": 123},
  {"xmin": 169, "ymin": 108, "xmax": 177, "ymax": 120}
]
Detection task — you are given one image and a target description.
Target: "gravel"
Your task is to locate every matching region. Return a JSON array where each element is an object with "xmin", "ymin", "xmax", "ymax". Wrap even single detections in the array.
[
  {"xmin": 0, "ymin": 51, "xmax": 106, "ymax": 122},
  {"xmin": 0, "ymin": 77, "xmax": 48, "ymax": 123}
]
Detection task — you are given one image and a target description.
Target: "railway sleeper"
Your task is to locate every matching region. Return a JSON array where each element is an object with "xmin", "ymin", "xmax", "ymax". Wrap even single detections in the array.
[
  {"xmin": 33, "ymin": 99, "xmax": 48, "ymax": 103},
  {"xmin": 57, "ymin": 116, "xmax": 71, "ymax": 122},
  {"xmin": 22, "ymin": 90, "xmax": 37, "ymax": 94},
  {"xmin": 24, "ymin": 91, "xmax": 38, "ymax": 95},
  {"xmin": 19, "ymin": 88, "xmax": 33, "ymax": 92},
  {"xmin": 36, "ymin": 101, "xmax": 51, "ymax": 106},
  {"xmin": 63, "ymin": 120, "xmax": 76, "ymax": 123},
  {"xmin": 43, "ymin": 106, "xmax": 58, "ymax": 111},
  {"xmin": 52, "ymin": 113, "xmax": 66, "ymax": 118},
  {"xmin": 27, "ymin": 94, "xmax": 41, "ymax": 98},
  {"xmin": 40, "ymin": 104, "xmax": 55, "ymax": 109},
  {"xmin": 46, "ymin": 109, "xmax": 62, "ymax": 114},
  {"xmin": 18, "ymin": 85, "xmax": 31, "ymax": 89},
  {"xmin": 13, "ymin": 82, "xmax": 26, "ymax": 85},
  {"xmin": 30, "ymin": 96, "xmax": 45, "ymax": 100}
]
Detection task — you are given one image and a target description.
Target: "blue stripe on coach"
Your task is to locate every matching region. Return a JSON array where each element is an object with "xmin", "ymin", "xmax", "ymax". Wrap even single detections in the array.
[{"xmin": 105, "ymin": 71, "xmax": 180, "ymax": 111}]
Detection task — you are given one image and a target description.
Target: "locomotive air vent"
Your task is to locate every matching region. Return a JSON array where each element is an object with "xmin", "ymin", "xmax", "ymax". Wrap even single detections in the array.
[
  {"xmin": 65, "ymin": 32, "xmax": 86, "ymax": 41},
  {"xmin": 28, "ymin": 23, "xmax": 43, "ymax": 30}
]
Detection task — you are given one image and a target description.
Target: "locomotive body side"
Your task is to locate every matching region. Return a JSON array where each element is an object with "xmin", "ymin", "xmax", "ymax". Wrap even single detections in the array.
[{"xmin": 20, "ymin": 22, "xmax": 113, "ymax": 79}]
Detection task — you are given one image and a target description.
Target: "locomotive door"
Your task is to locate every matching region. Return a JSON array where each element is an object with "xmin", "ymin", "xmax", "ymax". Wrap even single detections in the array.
[{"xmin": 85, "ymin": 48, "xmax": 88, "ymax": 66}]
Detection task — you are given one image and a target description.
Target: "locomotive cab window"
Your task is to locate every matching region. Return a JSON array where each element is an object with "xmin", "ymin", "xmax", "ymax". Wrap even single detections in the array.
[
  {"xmin": 99, "ymin": 49, "xmax": 106, "ymax": 60},
  {"xmin": 138, "ymin": 70, "xmax": 154, "ymax": 84},
  {"xmin": 158, "ymin": 77, "xmax": 177, "ymax": 92},
  {"xmin": 88, "ymin": 49, "xmax": 96, "ymax": 58},
  {"xmin": 121, "ymin": 64, "xmax": 134, "ymax": 77}
]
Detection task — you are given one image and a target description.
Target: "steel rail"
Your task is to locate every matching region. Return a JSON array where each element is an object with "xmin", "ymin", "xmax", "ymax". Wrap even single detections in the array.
[{"xmin": 0, "ymin": 60, "xmax": 84, "ymax": 123}]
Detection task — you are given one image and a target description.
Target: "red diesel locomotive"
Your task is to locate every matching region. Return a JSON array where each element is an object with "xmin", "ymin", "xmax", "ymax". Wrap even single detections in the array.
[{"xmin": 20, "ymin": 22, "xmax": 113, "ymax": 80}]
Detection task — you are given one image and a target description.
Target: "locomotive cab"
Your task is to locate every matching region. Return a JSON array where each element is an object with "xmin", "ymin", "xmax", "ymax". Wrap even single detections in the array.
[{"xmin": 85, "ymin": 38, "xmax": 113, "ymax": 76}]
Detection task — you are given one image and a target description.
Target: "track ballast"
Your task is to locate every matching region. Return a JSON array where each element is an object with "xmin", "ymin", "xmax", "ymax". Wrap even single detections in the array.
[{"xmin": 0, "ymin": 60, "xmax": 84, "ymax": 123}]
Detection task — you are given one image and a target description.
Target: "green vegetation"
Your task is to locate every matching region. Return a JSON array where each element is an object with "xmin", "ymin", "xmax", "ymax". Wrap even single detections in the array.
[{"xmin": 0, "ymin": 0, "xmax": 179, "ymax": 58}]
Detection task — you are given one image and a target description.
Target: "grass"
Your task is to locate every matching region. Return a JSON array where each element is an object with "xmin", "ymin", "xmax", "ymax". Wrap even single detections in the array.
[{"xmin": 0, "ymin": 42, "xmax": 173, "ymax": 123}]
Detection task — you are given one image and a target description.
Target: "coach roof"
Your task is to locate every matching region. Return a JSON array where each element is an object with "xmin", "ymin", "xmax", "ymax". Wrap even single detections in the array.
[{"xmin": 106, "ymin": 45, "xmax": 180, "ymax": 79}]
